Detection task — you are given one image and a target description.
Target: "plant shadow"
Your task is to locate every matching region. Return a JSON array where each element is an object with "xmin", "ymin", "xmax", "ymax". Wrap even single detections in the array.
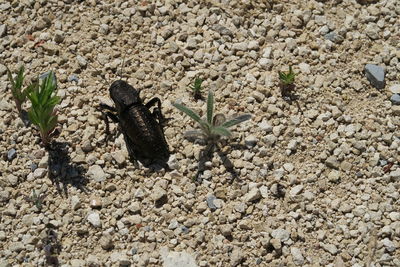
[
  {"xmin": 47, "ymin": 141, "xmax": 88, "ymax": 197},
  {"xmin": 19, "ymin": 110, "xmax": 31, "ymax": 127},
  {"xmin": 194, "ymin": 142, "xmax": 240, "ymax": 183},
  {"xmin": 280, "ymin": 84, "xmax": 302, "ymax": 113},
  {"xmin": 42, "ymin": 223, "xmax": 62, "ymax": 266}
]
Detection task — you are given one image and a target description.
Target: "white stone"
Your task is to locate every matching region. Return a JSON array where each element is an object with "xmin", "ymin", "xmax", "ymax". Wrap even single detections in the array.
[
  {"xmin": 33, "ymin": 168, "xmax": 47, "ymax": 179},
  {"xmin": 299, "ymin": 62, "xmax": 310, "ymax": 74},
  {"xmin": 87, "ymin": 165, "xmax": 106, "ymax": 182},
  {"xmin": 232, "ymin": 42, "xmax": 248, "ymax": 52},
  {"xmin": 389, "ymin": 84, "xmax": 400, "ymax": 94},
  {"xmin": 321, "ymin": 243, "xmax": 338, "ymax": 255},
  {"xmin": 87, "ymin": 212, "xmax": 101, "ymax": 228},
  {"xmin": 271, "ymin": 229, "xmax": 290, "ymax": 242},
  {"xmin": 160, "ymin": 247, "xmax": 197, "ymax": 267},
  {"xmin": 151, "ymin": 187, "xmax": 167, "ymax": 202},
  {"xmin": 289, "ymin": 185, "xmax": 304, "ymax": 197},
  {"xmin": 243, "ymin": 187, "xmax": 261, "ymax": 203},
  {"xmin": 258, "ymin": 120, "xmax": 273, "ymax": 133},
  {"xmin": 290, "ymin": 247, "xmax": 305, "ymax": 265}
]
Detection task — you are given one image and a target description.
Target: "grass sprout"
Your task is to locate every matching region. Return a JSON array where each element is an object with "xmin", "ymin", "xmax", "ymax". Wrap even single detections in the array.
[
  {"xmin": 278, "ymin": 66, "xmax": 296, "ymax": 86},
  {"xmin": 27, "ymin": 71, "xmax": 60, "ymax": 147},
  {"xmin": 7, "ymin": 65, "xmax": 31, "ymax": 113},
  {"xmin": 189, "ymin": 77, "xmax": 203, "ymax": 100}
]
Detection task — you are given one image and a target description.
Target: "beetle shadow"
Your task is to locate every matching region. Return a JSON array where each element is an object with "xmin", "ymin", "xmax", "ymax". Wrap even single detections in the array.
[
  {"xmin": 41, "ymin": 223, "xmax": 62, "ymax": 266},
  {"xmin": 280, "ymin": 84, "xmax": 303, "ymax": 113},
  {"xmin": 47, "ymin": 141, "xmax": 88, "ymax": 197}
]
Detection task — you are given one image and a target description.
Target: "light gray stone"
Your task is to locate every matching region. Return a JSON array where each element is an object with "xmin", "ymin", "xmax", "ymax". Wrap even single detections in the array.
[
  {"xmin": 230, "ymin": 248, "xmax": 244, "ymax": 266},
  {"xmin": 389, "ymin": 84, "xmax": 400, "ymax": 94},
  {"xmin": 258, "ymin": 120, "xmax": 272, "ymax": 133},
  {"xmin": 328, "ymin": 170, "xmax": 341, "ymax": 182},
  {"xmin": 291, "ymin": 247, "xmax": 305, "ymax": 265},
  {"xmin": 271, "ymin": 228, "xmax": 290, "ymax": 242},
  {"xmin": 211, "ymin": 24, "xmax": 233, "ymax": 37},
  {"xmin": 321, "ymin": 243, "xmax": 338, "ymax": 255},
  {"xmin": 365, "ymin": 64, "xmax": 385, "ymax": 89},
  {"xmin": 326, "ymin": 156, "xmax": 340, "ymax": 169},
  {"xmin": 87, "ymin": 165, "xmax": 106, "ymax": 182},
  {"xmin": 33, "ymin": 168, "xmax": 47, "ymax": 179},
  {"xmin": 381, "ymin": 238, "xmax": 396, "ymax": 252},
  {"xmin": 71, "ymin": 196, "xmax": 81, "ymax": 210},
  {"xmin": 160, "ymin": 247, "xmax": 197, "ymax": 267},
  {"xmin": 0, "ymin": 24, "xmax": 6, "ymax": 37},
  {"xmin": 390, "ymin": 94, "xmax": 400, "ymax": 105},
  {"xmin": 100, "ymin": 234, "xmax": 113, "ymax": 250},
  {"xmin": 243, "ymin": 187, "xmax": 261, "ymax": 203},
  {"xmin": 289, "ymin": 185, "xmax": 304, "ymax": 197},
  {"xmin": 6, "ymin": 174, "xmax": 18, "ymax": 186},
  {"xmin": 232, "ymin": 42, "xmax": 248, "ymax": 52},
  {"xmin": 71, "ymin": 259, "xmax": 86, "ymax": 267},
  {"xmin": 151, "ymin": 187, "xmax": 167, "ymax": 202},
  {"xmin": 87, "ymin": 212, "xmax": 101, "ymax": 228},
  {"xmin": 245, "ymin": 135, "xmax": 258, "ymax": 148}
]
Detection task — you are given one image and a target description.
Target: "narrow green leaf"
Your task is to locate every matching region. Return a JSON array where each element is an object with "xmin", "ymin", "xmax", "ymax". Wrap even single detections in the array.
[
  {"xmin": 15, "ymin": 66, "xmax": 25, "ymax": 90},
  {"xmin": 220, "ymin": 114, "xmax": 251, "ymax": 128},
  {"xmin": 6, "ymin": 67, "xmax": 16, "ymax": 89},
  {"xmin": 46, "ymin": 115, "xmax": 58, "ymax": 134},
  {"xmin": 212, "ymin": 126, "xmax": 232, "ymax": 137},
  {"xmin": 28, "ymin": 109, "xmax": 40, "ymax": 126},
  {"xmin": 199, "ymin": 121, "xmax": 211, "ymax": 136},
  {"xmin": 173, "ymin": 102, "xmax": 202, "ymax": 124},
  {"xmin": 206, "ymin": 90, "xmax": 214, "ymax": 124}
]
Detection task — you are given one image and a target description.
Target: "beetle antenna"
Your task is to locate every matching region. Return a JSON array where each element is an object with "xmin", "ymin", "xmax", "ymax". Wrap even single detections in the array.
[{"xmin": 118, "ymin": 54, "xmax": 126, "ymax": 81}]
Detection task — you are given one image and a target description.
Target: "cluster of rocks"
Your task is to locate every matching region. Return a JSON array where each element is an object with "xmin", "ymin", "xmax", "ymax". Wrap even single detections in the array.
[{"xmin": 0, "ymin": 0, "xmax": 399, "ymax": 266}]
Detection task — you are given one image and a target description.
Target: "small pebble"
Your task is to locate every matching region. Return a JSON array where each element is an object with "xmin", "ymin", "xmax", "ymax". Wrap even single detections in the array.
[
  {"xmin": 7, "ymin": 149, "xmax": 16, "ymax": 161},
  {"xmin": 390, "ymin": 94, "xmax": 400, "ymax": 105}
]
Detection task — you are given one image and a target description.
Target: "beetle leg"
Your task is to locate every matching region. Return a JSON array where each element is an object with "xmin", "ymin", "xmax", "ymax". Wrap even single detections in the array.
[
  {"xmin": 98, "ymin": 103, "xmax": 117, "ymax": 114},
  {"xmin": 98, "ymin": 104, "xmax": 120, "ymax": 142},
  {"xmin": 145, "ymin": 97, "xmax": 169, "ymax": 125}
]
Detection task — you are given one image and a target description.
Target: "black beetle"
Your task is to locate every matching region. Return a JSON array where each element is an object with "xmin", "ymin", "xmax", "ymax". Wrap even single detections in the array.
[{"xmin": 99, "ymin": 80, "xmax": 170, "ymax": 167}]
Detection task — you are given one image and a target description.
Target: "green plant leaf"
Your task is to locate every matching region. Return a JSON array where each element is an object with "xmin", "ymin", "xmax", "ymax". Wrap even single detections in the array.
[
  {"xmin": 199, "ymin": 120, "xmax": 211, "ymax": 136},
  {"xmin": 6, "ymin": 66, "xmax": 16, "ymax": 89},
  {"xmin": 173, "ymin": 102, "xmax": 202, "ymax": 124},
  {"xmin": 26, "ymin": 71, "xmax": 60, "ymax": 146},
  {"xmin": 221, "ymin": 114, "xmax": 252, "ymax": 128},
  {"xmin": 16, "ymin": 66, "xmax": 25, "ymax": 90},
  {"xmin": 212, "ymin": 126, "xmax": 232, "ymax": 137},
  {"xmin": 206, "ymin": 90, "xmax": 214, "ymax": 124}
]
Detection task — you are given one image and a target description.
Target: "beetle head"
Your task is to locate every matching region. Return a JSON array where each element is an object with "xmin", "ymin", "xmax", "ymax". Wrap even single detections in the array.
[{"xmin": 109, "ymin": 80, "xmax": 141, "ymax": 110}]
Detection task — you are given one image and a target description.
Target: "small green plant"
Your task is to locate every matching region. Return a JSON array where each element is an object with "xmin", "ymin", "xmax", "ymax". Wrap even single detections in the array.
[
  {"xmin": 27, "ymin": 71, "xmax": 60, "ymax": 147},
  {"xmin": 189, "ymin": 77, "xmax": 203, "ymax": 100},
  {"xmin": 32, "ymin": 189, "xmax": 43, "ymax": 211},
  {"xmin": 173, "ymin": 90, "xmax": 251, "ymax": 144},
  {"xmin": 6, "ymin": 66, "xmax": 31, "ymax": 113},
  {"xmin": 278, "ymin": 66, "xmax": 296, "ymax": 98},
  {"xmin": 278, "ymin": 66, "xmax": 296, "ymax": 85}
]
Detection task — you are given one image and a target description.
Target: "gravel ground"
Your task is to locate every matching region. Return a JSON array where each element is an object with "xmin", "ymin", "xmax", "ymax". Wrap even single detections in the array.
[{"xmin": 0, "ymin": 0, "xmax": 400, "ymax": 266}]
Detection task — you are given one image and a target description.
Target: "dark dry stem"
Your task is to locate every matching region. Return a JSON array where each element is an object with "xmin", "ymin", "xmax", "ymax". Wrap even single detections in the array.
[{"xmin": 14, "ymin": 98, "xmax": 22, "ymax": 114}]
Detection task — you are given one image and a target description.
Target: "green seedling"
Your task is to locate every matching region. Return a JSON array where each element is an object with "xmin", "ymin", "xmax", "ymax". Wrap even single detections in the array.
[
  {"xmin": 25, "ymin": 189, "xmax": 46, "ymax": 211},
  {"xmin": 27, "ymin": 71, "xmax": 60, "ymax": 147},
  {"xmin": 189, "ymin": 77, "xmax": 204, "ymax": 100},
  {"xmin": 279, "ymin": 66, "xmax": 296, "ymax": 85},
  {"xmin": 32, "ymin": 189, "xmax": 43, "ymax": 211},
  {"xmin": 6, "ymin": 66, "xmax": 31, "ymax": 113},
  {"xmin": 173, "ymin": 90, "xmax": 251, "ymax": 144},
  {"xmin": 278, "ymin": 66, "xmax": 296, "ymax": 98}
]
